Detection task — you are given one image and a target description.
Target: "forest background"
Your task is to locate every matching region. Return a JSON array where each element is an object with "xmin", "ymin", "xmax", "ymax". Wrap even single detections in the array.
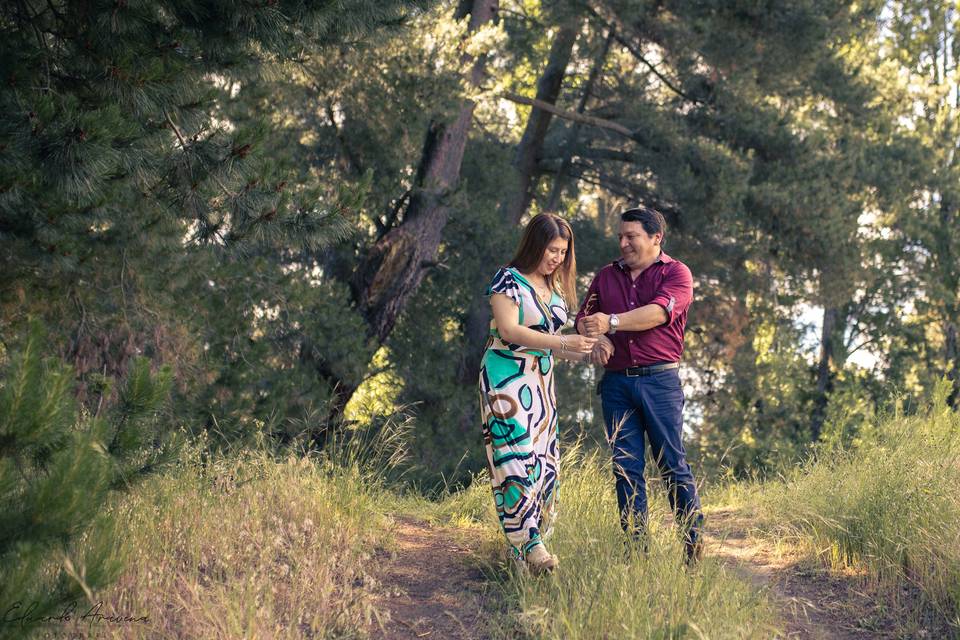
[{"xmin": 2, "ymin": 0, "xmax": 960, "ymax": 635}]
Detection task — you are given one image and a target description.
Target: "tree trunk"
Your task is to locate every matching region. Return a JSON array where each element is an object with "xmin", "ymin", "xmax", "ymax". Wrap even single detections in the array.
[
  {"xmin": 325, "ymin": 0, "xmax": 499, "ymax": 417},
  {"xmin": 352, "ymin": 114, "xmax": 473, "ymax": 344},
  {"xmin": 457, "ymin": 19, "xmax": 581, "ymax": 390},
  {"xmin": 938, "ymin": 190, "xmax": 959, "ymax": 408},
  {"xmin": 546, "ymin": 28, "xmax": 614, "ymax": 212},
  {"xmin": 946, "ymin": 316, "xmax": 959, "ymax": 408},
  {"xmin": 502, "ymin": 18, "xmax": 579, "ymax": 225},
  {"xmin": 810, "ymin": 305, "xmax": 839, "ymax": 441}
]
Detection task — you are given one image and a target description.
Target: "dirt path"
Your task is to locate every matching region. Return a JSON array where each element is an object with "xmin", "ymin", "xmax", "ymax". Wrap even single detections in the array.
[
  {"xmin": 703, "ymin": 508, "xmax": 899, "ymax": 639},
  {"xmin": 370, "ymin": 516, "xmax": 490, "ymax": 640},
  {"xmin": 370, "ymin": 510, "xmax": 936, "ymax": 640}
]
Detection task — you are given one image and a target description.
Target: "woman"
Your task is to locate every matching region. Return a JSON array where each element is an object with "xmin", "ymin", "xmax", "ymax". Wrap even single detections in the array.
[{"xmin": 479, "ymin": 213, "xmax": 597, "ymax": 573}]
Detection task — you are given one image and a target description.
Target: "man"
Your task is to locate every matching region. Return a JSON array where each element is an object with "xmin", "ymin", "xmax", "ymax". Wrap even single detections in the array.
[{"xmin": 576, "ymin": 206, "xmax": 703, "ymax": 563}]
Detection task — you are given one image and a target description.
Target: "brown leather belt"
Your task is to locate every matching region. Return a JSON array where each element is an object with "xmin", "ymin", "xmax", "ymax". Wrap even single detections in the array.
[{"xmin": 613, "ymin": 362, "xmax": 680, "ymax": 377}]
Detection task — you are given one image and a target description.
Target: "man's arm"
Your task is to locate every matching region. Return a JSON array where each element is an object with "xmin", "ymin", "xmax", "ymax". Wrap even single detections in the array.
[
  {"xmin": 581, "ymin": 262, "xmax": 692, "ymax": 336},
  {"xmin": 580, "ymin": 304, "xmax": 666, "ymax": 336}
]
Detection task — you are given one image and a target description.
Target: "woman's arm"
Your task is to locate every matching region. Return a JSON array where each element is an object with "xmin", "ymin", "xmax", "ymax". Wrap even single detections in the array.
[
  {"xmin": 554, "ymin": 350, "xmax": 589, "ymax": 363},
  {"xmin": 491, "ymin": 294, "xmax": 596, "ymax": 354},
  {"xmin": 556, "ymin": 334, "xmax": 614, "ymax": 363}
]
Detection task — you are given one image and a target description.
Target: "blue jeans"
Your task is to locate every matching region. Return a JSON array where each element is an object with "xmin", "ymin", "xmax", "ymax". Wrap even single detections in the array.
[{"xmin": 600, "ymin": 369, "xmax": 702, "ymax": 545}]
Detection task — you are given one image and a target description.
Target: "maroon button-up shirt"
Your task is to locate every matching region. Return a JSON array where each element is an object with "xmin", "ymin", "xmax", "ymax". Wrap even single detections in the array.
[{"xmin": 575, "ymin": 251, "xmax": 693, "ymax": 370}]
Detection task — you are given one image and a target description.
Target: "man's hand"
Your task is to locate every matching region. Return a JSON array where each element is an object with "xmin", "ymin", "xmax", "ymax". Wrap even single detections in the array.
[
  {"xmin": 581, "ymin": 312, "xmax": 611, "ymax": 337},
  {"xmin": 589, "ymin": 334, "xmax": 614, "ymax": 365}
]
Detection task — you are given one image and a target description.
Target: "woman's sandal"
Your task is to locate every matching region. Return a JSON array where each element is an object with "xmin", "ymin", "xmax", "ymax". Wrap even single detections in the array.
[{"xmin": 525, "ymin": 544, "xmax": 558, "ymax": 574}]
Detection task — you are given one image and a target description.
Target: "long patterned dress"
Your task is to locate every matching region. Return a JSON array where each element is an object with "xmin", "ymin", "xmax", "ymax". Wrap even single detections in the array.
[{"xmin": 479, "ymin": 266, "xmax": 568, "ymax": 560}]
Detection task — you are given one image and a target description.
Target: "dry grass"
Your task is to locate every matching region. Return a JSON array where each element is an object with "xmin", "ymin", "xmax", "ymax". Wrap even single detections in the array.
[
  {"xmin": 754, "ymin": 381, "xmax": 960, "ymax": 637},
  {"xmin": 35, "ymin": 382, "xmax": 959, "ymax": 640},
  {"xmin": 45, "ymin": 442, "xmax": 392, "ymax": 639}
]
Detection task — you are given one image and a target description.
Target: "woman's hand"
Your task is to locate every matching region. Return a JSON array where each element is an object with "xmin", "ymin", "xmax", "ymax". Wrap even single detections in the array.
[
  {"xmin": 492, "ymin": 294, "xmax": 596, "ymax": 354},
  {"xmin": 561, "ymin": 334, "xmax": 598, "ymax": 353}
]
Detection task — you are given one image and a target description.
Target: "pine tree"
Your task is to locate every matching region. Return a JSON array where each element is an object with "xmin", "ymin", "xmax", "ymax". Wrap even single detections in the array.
[
  {"xmin": 0, "ymin": 0, "xmax": 437, "ymax": 449},
  {"xmin": 1, "ymin": 0, "xmax": 431, "ymax": 271},
  {"xmin": 0, "ymin": 3, "xmax": 437, "ymax": 632},
  {"xmin": 0, "ymin": 323, "xmax": 177, "ymax": 640},
  {"xmin": 304, "ymin": 0, "xmax": 501, "ymax": 420},
  {"xmin": 400, "ymin": 0, "xmax": 907, "ymax": 473}
]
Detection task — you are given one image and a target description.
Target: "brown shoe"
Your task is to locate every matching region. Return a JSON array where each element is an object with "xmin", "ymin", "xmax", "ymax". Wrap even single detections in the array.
[
  {"xmin": 684, "ymin": 514, "xmax": 705, "ymax": 566},
  {"xmin": 684, "ymin": 537, "xmax": 704, "ymax": 566},
  {"xmin": 526, "ymin": 544, "xmax": 558, "ymax": 574}
]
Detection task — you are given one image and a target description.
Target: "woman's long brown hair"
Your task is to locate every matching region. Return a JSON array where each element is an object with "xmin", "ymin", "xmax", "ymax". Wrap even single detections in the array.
[{"xmin": 508, "ymin": 213, "xmax": 578, "ymax": 309}]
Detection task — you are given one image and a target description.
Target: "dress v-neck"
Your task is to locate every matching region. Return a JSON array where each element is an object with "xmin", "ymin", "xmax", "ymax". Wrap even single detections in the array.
[{"xmin": 510, "ymin": 268, "xmax": 556, "ymax": 307}]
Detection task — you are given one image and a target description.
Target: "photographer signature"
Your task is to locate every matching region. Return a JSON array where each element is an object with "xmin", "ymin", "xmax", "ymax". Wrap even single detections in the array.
[{"xmin": 2, "ymin": 600, "xmax": 149, "ymax": 628}]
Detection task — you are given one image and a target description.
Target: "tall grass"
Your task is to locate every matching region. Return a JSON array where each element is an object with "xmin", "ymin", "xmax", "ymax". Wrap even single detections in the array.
[
  {"xmin": 438, "ymin": 442, "xmax": 780, "ymax": 639},
  {"xmin": 756, "ymin": 379, "xmax": 960, "ymax": 633},
  {"xmin": 42, "ymin": 420, "xmax": 413, "ymax": 640}
]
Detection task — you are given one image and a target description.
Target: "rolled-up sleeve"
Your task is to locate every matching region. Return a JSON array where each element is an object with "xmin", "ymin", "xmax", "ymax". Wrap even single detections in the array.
[
  {"xmin": 650, "ymin": 262, "xmax": 692, "ymax": 325},
  {"xmin": 574, "ymin": 275, "xmax": 603, "ymax": 334}
]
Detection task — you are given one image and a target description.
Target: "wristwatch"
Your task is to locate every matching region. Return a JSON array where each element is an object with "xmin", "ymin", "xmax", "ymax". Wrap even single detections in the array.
[{"xmin": 608, "ymin": 314, "xmax": 619, "ymax": 334}]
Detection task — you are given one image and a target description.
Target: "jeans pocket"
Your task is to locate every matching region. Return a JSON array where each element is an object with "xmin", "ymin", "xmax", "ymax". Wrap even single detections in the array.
[{"xmin": 653, "ymin": 369, "xmax": 681, "ymax": 390}]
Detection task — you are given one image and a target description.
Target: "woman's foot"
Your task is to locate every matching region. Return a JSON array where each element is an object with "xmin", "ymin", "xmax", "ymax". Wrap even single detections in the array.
[{"xmin": 525, "ymin": 544, "xmax": 558, "ymax": 574}]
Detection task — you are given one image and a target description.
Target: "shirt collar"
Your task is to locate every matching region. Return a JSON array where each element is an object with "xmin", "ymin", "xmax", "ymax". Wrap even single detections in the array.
[{"xmin": 614, "ymin": 250, "xmax": 672, "ymax": 271}]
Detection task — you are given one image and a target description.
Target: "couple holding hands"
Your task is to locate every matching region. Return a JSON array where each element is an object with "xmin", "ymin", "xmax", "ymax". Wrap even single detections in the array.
[{"xmin": 478, "ymin": 208, "xmax": 703, "ymax": 574}]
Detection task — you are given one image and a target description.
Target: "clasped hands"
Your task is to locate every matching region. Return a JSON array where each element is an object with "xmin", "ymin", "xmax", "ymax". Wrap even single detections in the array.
[
  {"xmin": 579, "ymin": 312, "xmax": 612, "ymax": 337},
  {"xmin": 577, "ymin": 313, "xmax": 614, "ymax": 365}
]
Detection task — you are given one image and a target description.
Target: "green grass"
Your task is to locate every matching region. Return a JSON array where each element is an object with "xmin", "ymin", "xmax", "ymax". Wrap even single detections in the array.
[
  {"xmin": 754, "ymin": 380, "xmax": 960, "ymax": 635},
  {"xmin": 436, "ymin": 444, "xmax": 780, "ymax": 639}
]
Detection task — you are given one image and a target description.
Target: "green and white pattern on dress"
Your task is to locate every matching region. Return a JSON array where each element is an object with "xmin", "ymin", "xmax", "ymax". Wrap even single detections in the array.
[{"xmin": 478, "ymin": 266, "xmax": 568, "ymax": 559}]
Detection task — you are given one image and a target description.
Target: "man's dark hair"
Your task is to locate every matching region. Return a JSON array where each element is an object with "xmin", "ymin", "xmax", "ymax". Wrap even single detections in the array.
[{"xmin": 621, "ymin": 207, "xmax": 667, "ymax": 240}]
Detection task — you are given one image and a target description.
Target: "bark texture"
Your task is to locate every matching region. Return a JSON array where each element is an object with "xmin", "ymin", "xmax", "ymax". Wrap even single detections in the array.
[
  {"xmin": 330, "ymin": 0, "xmax": 500, "ymax": 417},
  {"xmin": 811, "ymin": 306, "xmax": 839, "ymax": 441},
  {"xmin": 502, "ymin": 19, "xmax": 579, "ymax": 225}
]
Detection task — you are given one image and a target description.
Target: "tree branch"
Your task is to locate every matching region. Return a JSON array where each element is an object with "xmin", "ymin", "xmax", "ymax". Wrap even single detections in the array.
[
  {"xmin": 611, "ymin": 32, "xmax": 703, "ymax": 105},
  {"xmin": 164, "ymin": 110, "xmax": 236, "ymax": 201},
  {"xmin": 501, "ymin": 92, "xmax": 634, "ymax": 138},
  {"xmin": 585, "ymin": 3, "xmax": 705, "ymax": 105},
  {"xmin": 563, "ymin": 160, "xmax": 683, "ymax": 223},
  {"xmin": 547, "ymin": 26, "xmax": 615, "ymax": 211}
]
